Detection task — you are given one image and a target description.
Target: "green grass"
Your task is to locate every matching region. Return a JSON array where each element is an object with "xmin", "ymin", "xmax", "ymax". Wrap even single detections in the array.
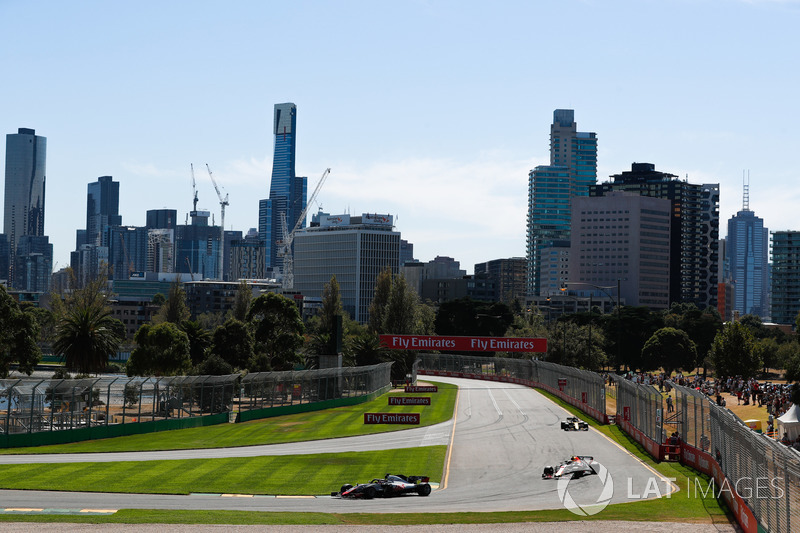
[
  {"xmin": 0, "ymin": 446, "xmax": 447, "ymax": 495},
  {"xmin": 0, "ymin": 381, "xmax": 456, "ymax": 454}
]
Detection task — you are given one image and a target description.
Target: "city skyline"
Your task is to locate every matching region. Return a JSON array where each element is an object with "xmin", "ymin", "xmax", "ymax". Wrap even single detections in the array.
[{"xmin": 2, "ymin": 1, "xmax": 799, "ymax": 274}]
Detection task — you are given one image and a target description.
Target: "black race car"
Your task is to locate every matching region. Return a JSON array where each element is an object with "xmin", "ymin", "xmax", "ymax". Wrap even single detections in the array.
[
  {"xmin": 542, "ymin": 455, "xmax": 600, "ymax": 479},
  {"xmin": 561, "ymin": 416, "xmax": 589, "ymax": 431},
  {"xmin": 331, "ymin": 474, "xmax": 432, "ymax": 498}
]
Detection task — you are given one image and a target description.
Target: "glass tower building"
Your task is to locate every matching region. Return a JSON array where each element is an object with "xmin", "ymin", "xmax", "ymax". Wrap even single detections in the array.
[
  {"xmin": 3, "ymin": 128, "xmax": 48, "ymax": 286},
  {"xmin": 526, "ymin": 110, "xmax": 597, "ymax": 296},
  {"xmin": 259, "ymin": 103, "xmax": 308, "ymax": 277},
  {"xmin": 726, "ymin": 186, "xmax": 768, "ymax": 319}
]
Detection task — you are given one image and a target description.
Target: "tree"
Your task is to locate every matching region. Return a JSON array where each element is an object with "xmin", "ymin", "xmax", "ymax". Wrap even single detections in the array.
[
  {"xmin": 612, "ymin": 306, "xmax": 664, "ymax": 371},
  {"xmin": 755, "ymin": 337, "xmax": 780, "ymax": 374},
  {"xmin": 709, "ymin": 322, "xmax": 760, "ymax": 379},
  {"xmin": 546, "ymin": 320, "xmax": 606, "ymax": 370},
  {"xmin": 317, "ymin": 275, "xmax": 344, "ymax": 354},
  {"xmin": 181, "ymin": 320, "xmax": 212, "ymax": 366},
  {"xmin": 641, "ymin": 327, "xmax": 697, "ymax": 376},
  {"xmin": 368, "ymin": 267, "xmax": 392, "ymax": 333},
  {"xmin": 229, "ymin": 280, "xmax": 252, "ymax": 322},
  {"xmin": 209, "ymin": 318, "xmax": 254, "ymax": 370},
  {"xmin": 382, "ymin": 274, "xmax": 419, "ymax": 335},
  {"xmin": 247, "ymin": 293, "xmax": 304, "ymax": 371},
  {"xmin": 152, "ymin": 281, "xmax": 190, "ymax": 324},
  {"xmin": 52, "ymin": 275, "xmax": 122, "ymax": 375},
  {"xmin": 0, "ymin": 286, "xmax": 41, "ymax": 377},
  {"xmin": 127, "ymin": 322, "xmax": 191, "ymax": 376},
  {"xmin": 349, "ymin": 331, "xmax": 387, "ymax": 367}
]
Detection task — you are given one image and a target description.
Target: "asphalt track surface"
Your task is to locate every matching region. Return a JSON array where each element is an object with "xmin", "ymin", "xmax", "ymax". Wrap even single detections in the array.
[{"xmin": 0, "ymin": 377, "xmax": 672, "ymax": 514}]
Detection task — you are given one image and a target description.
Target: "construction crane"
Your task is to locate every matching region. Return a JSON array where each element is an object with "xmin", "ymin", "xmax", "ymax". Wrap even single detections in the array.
[
  {"xmin": 206, "ymin": 164, "xmax": 229, "ymax": 280},
  {"xmin": 190, "ymin": 164, "xmax": 199, "ymax": 213},
  {"xmin": 277, "ymin": 167, "xmax": 331, "ymax": 289}
]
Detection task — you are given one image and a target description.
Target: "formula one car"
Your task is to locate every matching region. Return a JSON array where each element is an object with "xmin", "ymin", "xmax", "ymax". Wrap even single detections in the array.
[
  {"xmin": 331, "ymin": 474, "xmax": 432, "ymax": 498},
  {"xmin": 542, "ymin": 456, "xmax": 600, "ymax": 479},
  {"xmin": 561, "ymin": 416, "xmax": 589, "ymax": 431}
]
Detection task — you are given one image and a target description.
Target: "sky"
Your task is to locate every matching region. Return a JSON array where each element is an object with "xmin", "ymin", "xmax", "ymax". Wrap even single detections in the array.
[{"xmin": 2, "ymin": 0, "xmax": 800, "ymax": 275}]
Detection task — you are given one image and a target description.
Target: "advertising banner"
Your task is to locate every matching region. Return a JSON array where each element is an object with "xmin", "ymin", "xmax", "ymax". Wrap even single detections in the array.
[
  {"xmin": 364, "ymin": 413, "xmax": 420, "ymax": 424},
  {"xmin": 389, "ymin": 397, "xmax": 431, "ymax": 406},
  {"xmin": 380, "ymin": 335, "xmax": 546, "ymax": 353},
  {"xmin": 405, "ymin": 385, "xmax": 438, "ymax": 393}
]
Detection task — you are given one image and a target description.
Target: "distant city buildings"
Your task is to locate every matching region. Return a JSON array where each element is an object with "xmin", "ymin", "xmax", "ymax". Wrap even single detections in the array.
[
  {"xmin": 726, "ymin": 182, "xmax": 769, "ymax": 319},
  {"xmin": 259, "ymin": 103, "xmax": 308, "ymax": 278},
  {"xmin": 527, "ymin": 109, "xmax": 597, "ymax": 297},
  {"xmin": 591, "ymin": 163, "xmax": 719, "ymax": 310},
  {"xmin": 3, "ymin": 128, "xmax": 51, "ymax": 290},
  {"xmin": 570, "ymin": 192, "xmax": 671, "ymax": 308},
  {"xmin": 293, "ymin": 212, "xmax": 400, "ymax": 323},
  {"xmin": 474, "ymin": 257, "xmax": 527, "ymax": 305}
]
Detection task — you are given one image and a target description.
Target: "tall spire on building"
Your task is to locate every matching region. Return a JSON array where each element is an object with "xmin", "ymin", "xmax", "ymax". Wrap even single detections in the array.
[{"xmin": 742, "ymin": 170, "xmax": 750, "ymax": 212}]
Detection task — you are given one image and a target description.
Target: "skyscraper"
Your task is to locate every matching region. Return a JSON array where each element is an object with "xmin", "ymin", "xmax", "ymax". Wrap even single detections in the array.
[
  {"xmin": 526, "ymin": 110, "xmax": 597, "ymax": 296},
  {"xmin": 726, "ymin": 182, "xmax": 769, "ymax": 318},
  {"xmin": 3, "ymin": 128, "xmax": 47, "ymax": 286},
  {"xmin": 86, "ymin": 176, "xmax": 121, "ymax": 247},
  {"xmin": 259, "ymin": 103, "xmax": 308, "ymax": 277},
  {"xmin": 591, "ymin": 163, "xmax": 720, "ymax": 309}
]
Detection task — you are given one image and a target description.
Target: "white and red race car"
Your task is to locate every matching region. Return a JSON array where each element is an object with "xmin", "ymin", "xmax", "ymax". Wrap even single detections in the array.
[{"xmin": 542, "ymin": 455, "xmax": 600, "ymax": 479}]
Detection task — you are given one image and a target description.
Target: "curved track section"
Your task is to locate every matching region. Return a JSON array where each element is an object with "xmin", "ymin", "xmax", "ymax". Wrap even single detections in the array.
[{"xmin": 0, "ymin": 377, "xmax": 668, "ymax": 513}]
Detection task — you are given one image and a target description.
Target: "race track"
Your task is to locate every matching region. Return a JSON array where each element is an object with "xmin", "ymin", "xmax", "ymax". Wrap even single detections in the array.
[{"xmin": 0, "ymin": 377, "xmax": 671, "ymax": 513}]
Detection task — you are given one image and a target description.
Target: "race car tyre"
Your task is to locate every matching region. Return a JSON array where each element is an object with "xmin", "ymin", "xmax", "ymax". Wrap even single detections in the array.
[
  {"xmin": 340, "ymin": 484, "xmax": 353, "ymax": 494},
  {"xmin": 364, "ymin": 486, "xmax": 377, "ymax": 499},
  {"xmin": 417, "ymin": 483, "xmax": 432, "ymax": 496}
]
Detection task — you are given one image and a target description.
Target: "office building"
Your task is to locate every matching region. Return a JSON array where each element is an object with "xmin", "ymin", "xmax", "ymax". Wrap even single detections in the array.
[
  {"xmin": 108, "ymin": 226, "xmax": 149, "ymax": 280},
  {"xmin": 14, "ymin": 235, "xmax": 53, "ymax": 293},
  {"xmin": 403, "ymin": 256, "xmax": 467, "ymax": 297},
  {"xmin": 175, "ymin": 210, "xmax": 221, "ymax": 280},
  {"xmin": 293, "ymin": 213, "xmax": 400, "ymax": 323},
  {"xmin": 400, "ymin": 239, "xmax": 416, "ymax": 265},
  {"xmin": 770, "ymin": 231, "xmax": 800, "ymax": 325},
  {"xmin": 570, "ymin": 192, "xmax": 671, "ymax": 308},
  {"xmin": 3, "ymin": 128, "xmax": 48, "ymax": 287},
  {"xmin": 527, "ymin": 110, "xmax": 597, "ymax": 296},
  {"xmin": 230, "ymin": 228, "xmax": 266, "ymax": 280},
  {"xmin": 537, "ymin": 240, "xmax": 571, "ymax": 297},
  {"xmin": 0, "ymin": 234, "xmax": 8, "ymax": 284},
  {"xmin": 259, "ymin": 103, "xmax": 308, "ymax": 277},
  {"xmin": 474, "ymin": 257, "xmax": 527, "ymax": 305},
  {"xmin": 86, "ymin": 176, "xmax": 121, "ymax": 247},
  {"xmin": 726, "ymin": 183, "xmax": 768, "ymax": 319},
  {"xmin": 591, "ymin": 163, "xmax": 719, "ymax": 309}
]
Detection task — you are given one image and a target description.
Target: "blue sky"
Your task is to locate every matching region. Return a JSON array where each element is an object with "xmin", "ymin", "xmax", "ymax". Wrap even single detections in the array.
[{"xmin": 2, "ymin": 0, "xmax": 799, "ymax": 273}]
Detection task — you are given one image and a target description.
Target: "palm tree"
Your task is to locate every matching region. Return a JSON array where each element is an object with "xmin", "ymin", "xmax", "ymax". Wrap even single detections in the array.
[{"xmin": 53, "ymin": 303, "xmax": 122, "ymax": 374}]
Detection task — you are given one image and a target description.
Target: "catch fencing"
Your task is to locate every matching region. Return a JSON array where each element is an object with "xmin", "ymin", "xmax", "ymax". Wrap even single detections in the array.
[
  {"xmin": 0, "ymin": 362, "xmax": 393, "ymax": 447},
  {"xmin": 416, "ymin": 353, "xmax": 607, "ymax": 423},
  {"xmin": 671, "ymin": 382, "xmax": 800, "ymax": 533},
  {"xmin": 612, "ymin": 375, "xmax": 666, "ymax": 459}
]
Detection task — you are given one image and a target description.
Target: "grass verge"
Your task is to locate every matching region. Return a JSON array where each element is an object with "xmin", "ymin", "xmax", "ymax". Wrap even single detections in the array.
[
  {"xmin": 0, "ymin": 381, "xmax": 456, "ymax": 454},
  {"xmin": 0, "ymin": 446, "xmax": 447, "ymax": 495}
]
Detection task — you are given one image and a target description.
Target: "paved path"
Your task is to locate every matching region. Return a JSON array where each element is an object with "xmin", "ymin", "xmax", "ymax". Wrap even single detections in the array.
[{"xmin": 0, "ymin": 378, "xmax": 682, "ymax": 516}]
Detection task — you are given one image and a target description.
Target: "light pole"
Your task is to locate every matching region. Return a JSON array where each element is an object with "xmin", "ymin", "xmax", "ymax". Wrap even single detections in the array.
[{"xmin": 562, "ymin": 280, "xmax": 621, "ymax": 370}]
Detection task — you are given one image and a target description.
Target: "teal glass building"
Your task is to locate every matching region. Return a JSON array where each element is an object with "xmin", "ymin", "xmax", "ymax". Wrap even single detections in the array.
[
  {"xmin": 526, "ymin": 110, "xmax": 597, "ymax": 296},
  {"xmin": 259, "ymin": 103, "xmax": 307, "ymax": 277}
]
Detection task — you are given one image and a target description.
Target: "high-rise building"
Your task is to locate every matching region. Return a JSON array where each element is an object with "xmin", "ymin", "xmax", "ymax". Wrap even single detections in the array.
[
  {"xmin": 526, "ymin": 110, "xmax": 597, "ymax": 296},
  {"xmin": 474, "ymin": 258, "xmax": 527, "ymax": 305},
  {"xmin": 3, "ymin": 128, "xmax": 47, "ymax": 286},
  {"xmin": 591, "ymin": 163, "xmax": 719, "ymax": 309},
  {"xmin": 293, "ymin": 213, "xmax": 400, "ymax": 323},
  {"xmin": 230, "ymin": 229, "xmax": 266, "ymax": 280},
  {"xmin": 726, "ymin": 182, "xmax": 769, "ymax": 319},
  {"xmin": 14, "ymin": 235, "xmax": 53, "ymax": 292},
  {"xmin": 71, "ymin": 176, "xmax": 123, "ymax": 284},
  {"xmin": 771, "ymin": 231, "xmax": 800, "ymax": 325},
  {"xmin": 175, "ymin": 210, "xmax": 221, "ymax": 280},
  {"xmin": 570, "ymin": 192, "xmax": 671, "ymax": 308},
  {"xmin": 259, "ymin": 103, "xmax": 308, "ymax": 277},
  {"xmin": 86, "ymin": 176, "xmax": 121, "ymax": 247},
  {"xmin": 108, "ymin": 225, "xmax": 148, "ymax": 280}
]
